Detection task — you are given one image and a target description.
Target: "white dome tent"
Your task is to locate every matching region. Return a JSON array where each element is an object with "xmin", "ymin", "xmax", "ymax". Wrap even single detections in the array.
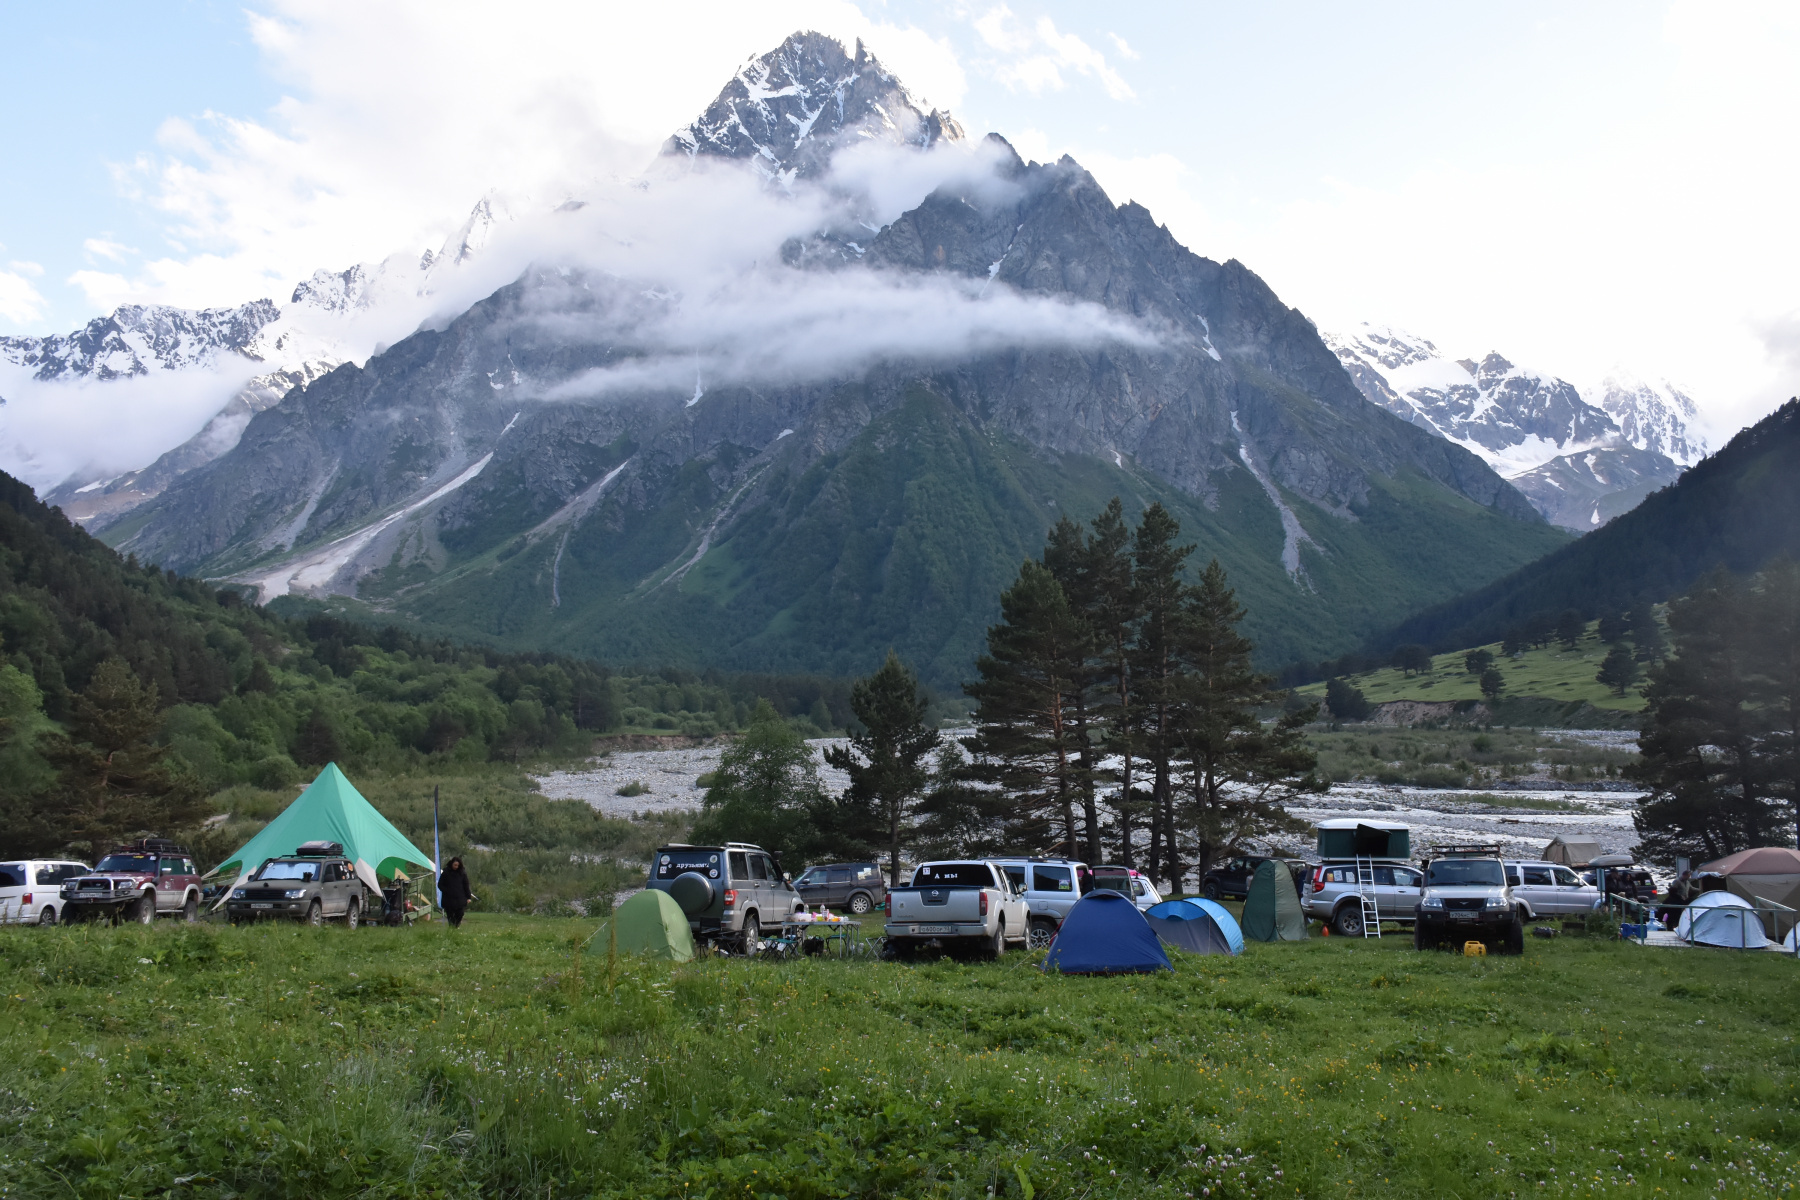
[{"xmin": 1676, "ymin": 890, "xmax": 1771, "ymax": 949}]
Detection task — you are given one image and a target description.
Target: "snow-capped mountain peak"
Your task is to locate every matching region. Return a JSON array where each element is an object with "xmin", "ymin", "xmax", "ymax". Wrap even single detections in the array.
[
  {"xmin": 0, "ymin": 300, "xmax": 281, "ymax": 382},
  {"xmin": 1592, "ymin": 367, "xmax": 1707, "ymax": 465},
  {"xmin": 662, "ymin": 31, "xmax": 964, "ymax": 184}
]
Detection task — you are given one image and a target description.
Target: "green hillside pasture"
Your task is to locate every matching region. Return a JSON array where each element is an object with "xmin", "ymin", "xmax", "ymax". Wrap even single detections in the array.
[
  {"xmin": 3, "ymin": 918, "xmax": 1797, "ymax": 1198},
  {"xmin": 1300, "ymin": 620, "xmax": 1650, "ymax": 715}
]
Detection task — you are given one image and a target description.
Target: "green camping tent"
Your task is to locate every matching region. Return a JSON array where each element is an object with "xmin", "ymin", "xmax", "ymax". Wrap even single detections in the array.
[
  {"xmin": 204, "ymin": 763, "xmax": 435, "ymax": 906},
  {"xmin": 1241, "ymin": 859, "xmax": 1308, "ymax": 942},
  {"xmin": 592, "ymin": 890, "xmax": 696, "ymax": 962}
]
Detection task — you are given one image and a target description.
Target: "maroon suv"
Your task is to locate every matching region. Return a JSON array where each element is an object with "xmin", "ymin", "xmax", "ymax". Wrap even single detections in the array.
[{"xmin": 60, "ymin": 839, "xmax": 203, "ymax": 924}]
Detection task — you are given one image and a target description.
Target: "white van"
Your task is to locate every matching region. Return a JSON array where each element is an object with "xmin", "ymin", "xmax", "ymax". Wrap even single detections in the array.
[{"xmin": 0, "ymin": 860, "xmax": 91, "ymax": 925}]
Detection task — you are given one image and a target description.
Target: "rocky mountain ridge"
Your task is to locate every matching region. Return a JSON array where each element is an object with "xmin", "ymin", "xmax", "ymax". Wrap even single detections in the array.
[
  {"xmin": 94, "ymin": 33, "xmax": 1568, "ymax": 684},
  {"xmin": 1324, "ymin": 322, "xmax": 1704, "ymax": 530}
]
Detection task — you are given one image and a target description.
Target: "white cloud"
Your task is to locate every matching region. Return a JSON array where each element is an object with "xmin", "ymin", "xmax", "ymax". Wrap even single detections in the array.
[
  {"xmin": 1107, "ymin": 33, "xmax": 1139, "ymax": 61},
  {"xmin": 81, "ymin": 237, "xmax": 132, "ymax": 264},
  {"xmin": 0, "ymin": 271, "xmax": 48, "ymax": 324},
  {"xmin": 8, "ymin": 261, "xmax": 44, "ymax": 277},
  {"xmin": 68, "ymin": 0, "xmax": 966, "ymax": 314},
  {"xmin": 973, "ymin": 6, "xmax": 1134, "ymax": 101}
]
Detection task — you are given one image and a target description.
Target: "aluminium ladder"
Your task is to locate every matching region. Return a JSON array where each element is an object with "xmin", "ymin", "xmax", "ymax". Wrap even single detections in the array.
[{"xmin": 1354, "ymin": 855, "xmax": 1382, "ymax": 938}]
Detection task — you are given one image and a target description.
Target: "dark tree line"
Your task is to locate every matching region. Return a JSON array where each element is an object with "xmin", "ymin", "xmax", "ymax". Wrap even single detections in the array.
[
  {"xmin": 1632, "ymin": 561, "xmax": 1800, "ymax": 863},
  {"xmin": 961, "ymin": 499, "xmax": 1321, "ymax": 892}
]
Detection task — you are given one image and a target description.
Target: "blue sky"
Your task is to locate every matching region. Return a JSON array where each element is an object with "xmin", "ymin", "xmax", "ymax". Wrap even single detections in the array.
[{"xmin": 2, "ymin": 1, "xmax": 1796, "ymax": 432}]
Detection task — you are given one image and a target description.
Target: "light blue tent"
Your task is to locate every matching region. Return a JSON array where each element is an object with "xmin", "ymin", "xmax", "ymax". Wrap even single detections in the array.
[{"xmin": 1146, "ymin": 898, "xmax": 1244, "ymax": 956}]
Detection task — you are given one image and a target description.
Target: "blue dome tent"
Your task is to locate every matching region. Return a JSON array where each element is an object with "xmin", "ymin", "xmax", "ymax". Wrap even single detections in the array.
[
  {"xmin": 1146, "ymin": 898, "xmax": 1244, "ymax": 956},
  {"xmin": 1041, "ymin": 890, "xmax": 1172, "ymax": 974}
]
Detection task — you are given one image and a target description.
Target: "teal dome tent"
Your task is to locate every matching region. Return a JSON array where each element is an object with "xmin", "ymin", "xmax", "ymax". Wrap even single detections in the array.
[{"xmin": 203, "ymin": 764, "xmax": 436, "ymax": 908}]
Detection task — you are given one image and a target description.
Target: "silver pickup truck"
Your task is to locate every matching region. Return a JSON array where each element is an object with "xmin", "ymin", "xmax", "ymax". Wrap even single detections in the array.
[{"xmin": 884, "ymin": 860, "xmax": 1027, "ymax": 960}]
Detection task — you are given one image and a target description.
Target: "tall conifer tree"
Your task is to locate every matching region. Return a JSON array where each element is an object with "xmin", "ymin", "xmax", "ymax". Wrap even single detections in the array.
[
  {"xmin": 823, "ymin": 651, "xmax": 940, "ymax": 887},
  {"xmin": 964, "ymin": 560, "xmax": 1093, "ymax": 856},
  {"xmin": 1129, "ymin": 504, "xmax": 1193, "ymax": 885}
]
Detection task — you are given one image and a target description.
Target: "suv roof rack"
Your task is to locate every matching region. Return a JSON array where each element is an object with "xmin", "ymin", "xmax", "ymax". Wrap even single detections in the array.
[
  {"xmin": 293, "ymin": 841, "xmax": 345, "ymax": 857},
  {"xmin": 724, "ymin": 841, "xmax": 766, "ymax": 850},
  {"xmin": 118, "ymin": 837, "xmax": 188, "ymax": 855},
  {"xmin": 1434, "ymin": 845, "xmax": 1502, "ymax": 858}
]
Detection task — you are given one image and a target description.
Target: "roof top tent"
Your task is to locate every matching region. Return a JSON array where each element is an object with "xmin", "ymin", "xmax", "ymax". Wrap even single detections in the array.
[
  {"xmin": 1314, "ymin": 819, "xmax": 1410, "ymax": 861},
  {"xmin": 1542, "ymin": 837, "xmax": 1603, "ymax": 868}
]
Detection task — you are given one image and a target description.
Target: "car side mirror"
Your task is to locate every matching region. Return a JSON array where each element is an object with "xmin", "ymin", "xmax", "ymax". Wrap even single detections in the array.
[{"xmin": 783, "ymin": 872, "xmax": 793, "ymax": 884}]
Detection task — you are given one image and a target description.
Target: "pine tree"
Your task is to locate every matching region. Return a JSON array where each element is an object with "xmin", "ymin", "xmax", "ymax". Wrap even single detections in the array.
[
  {"xmin": 1464, "ymin": 648, "xmax": 1495, "ymax": 675},
  {"xmin": 822, "ymin": 652, "xmax": 940, "ymax": 887},
  {"xmin": 1556, "ymin": 609, "xmax": 1585, "ymax": 649},
  {"xmin": 1128, "ymin": 504, "xmax": 1194, "ymax": 885},
  {"xmin": 1631, "ymin": 571, "xmax": 1790, "ymax": 862},
  {"xmin": 1479, "ymin": 667, "xmax": 1506, "ymax": 702},
  {"xmin": 1596, "ymin": 642, "xmax": 1639, "ymax": 696},
  {"xmin": 963, "ymin": 560, "xmax": 1094, "ymax": 856},
  {"xmin": 1630, "ymin": 599, "xmax": 1668, "ymax": 663},
  {"xmin": 1325, "ymin": 677, "xmax": 1370, "ymax": 721},
  {"xmin": 1173, "ymin": 560, "xmax": 1316, "ymax": 888},
  {"xmin": 34, "ymin": 658, "xmax": 204, "ymax": 862}
]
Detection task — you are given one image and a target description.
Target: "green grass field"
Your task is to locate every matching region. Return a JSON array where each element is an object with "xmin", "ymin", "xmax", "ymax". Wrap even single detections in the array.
[
  {"xmin": 3, "ymin": 915, "xmax": 1798, "ymax": 1198},
  {"xmin": 1299, "ymin": 622, "xmax": 1649, "ymax": 714}
]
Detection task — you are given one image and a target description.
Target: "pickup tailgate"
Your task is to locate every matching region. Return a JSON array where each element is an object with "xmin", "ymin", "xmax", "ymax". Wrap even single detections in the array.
[{"xmin": 888, "ymin": 885, "xmax": 987, "ymax": 933}]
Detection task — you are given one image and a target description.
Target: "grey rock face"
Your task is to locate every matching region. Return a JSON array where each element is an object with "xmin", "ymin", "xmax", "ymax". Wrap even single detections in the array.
[
  {"xmin": 1592, "ymin": 371, "xmax": 1707, "ymax": 464},
  {"xmin": 662, "ymin": 31, "xmax": 963, "ymax": 182},
  {"xmin": 1507, "ymin": 445, "xmax": 1683, "ymax": 532}
]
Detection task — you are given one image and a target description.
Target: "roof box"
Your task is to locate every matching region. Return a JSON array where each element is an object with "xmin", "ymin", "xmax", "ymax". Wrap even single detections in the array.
[
  {"xmin": 294, "ymin": 840, "xmax": 345, "ymax": 858},
  {"xmin": 1315, "ymin": 819, "xmax": 1410, "ymax": 860}
]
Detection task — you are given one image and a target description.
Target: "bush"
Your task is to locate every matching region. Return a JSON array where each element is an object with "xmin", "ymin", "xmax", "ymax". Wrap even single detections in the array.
[{"xmin": 616, "ymin": 780, "xmax": 650, "ymax": 797}]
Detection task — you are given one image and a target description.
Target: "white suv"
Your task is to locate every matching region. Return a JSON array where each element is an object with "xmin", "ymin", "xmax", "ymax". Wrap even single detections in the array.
[
  {"xmin": 1302, "ymin": 861, "xmax": 1422, "ymax": 936},
  {"xmin": 1504, "ymin": 860, "xmax": 1601, "ymax": 919},
  {"xmin": 991, "ymin": 858, "xmax": 1090, "ymax": 949},
  {"xmin": 0, "ymin": 860, "xmax": 90, "ymax": 925}
]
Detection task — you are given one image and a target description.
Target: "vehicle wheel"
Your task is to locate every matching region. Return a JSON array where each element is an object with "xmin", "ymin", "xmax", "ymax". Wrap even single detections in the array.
[
  {"xmin": 38, "ymin": 905, "xmax": 57, "ymax": 926},
  {"xmin": 1027, "ymin": 920, "xmax": 1057, "ymax": 951},
  {"xmin": 880, "ymin": 937, "xmax": 913, "ymax": 962},
  {"xmin": 848, "ymin": 891, "xmax": 873, "ymax": 915},
  {"xmin": 1202, "ymin": 880, "xmax": 1222, "ymax": 901},
  {"xmin": 135, "ymin": 892, "xmax": 157, "ymax": 924},
  {"xmin": 1333, "ymin": 905, "xmax": 1365, "ymax": 938},
  {"xmin": 988, "ymin": 920, "xmax": 1006, "ymax": 961},
  {"xmin": 306, "ymin": 900, "xmax": 324, "ymax": 927},
  {"xmin": 741, "ymin": 913, "xmax": 761, "ymax": 956},
  {"xmin": 345, "ymin": 899, "xmax": 360, "ymax": 930},
  {"xmin": 183, "ymin": 893, "xmax": 199, "ymax": 923},
  {"xmin": 1413, "ymin": 925, "xmax": 1432, "ymax": 951},
  {"xmin": 1503, "ymin": 918, "xmax": 1525, "ymax": 956}
]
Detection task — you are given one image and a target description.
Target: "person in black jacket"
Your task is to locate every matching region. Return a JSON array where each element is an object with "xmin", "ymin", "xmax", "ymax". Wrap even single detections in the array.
[{"xmin": 439, "ymin": 858, "xmax": 474, "ymax": 927}]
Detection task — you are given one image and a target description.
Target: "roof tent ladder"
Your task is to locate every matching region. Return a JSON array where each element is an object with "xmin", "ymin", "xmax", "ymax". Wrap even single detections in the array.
[{"xmin": 1355, "ymin": 855, "xmax": 1382, "ymax": 938}]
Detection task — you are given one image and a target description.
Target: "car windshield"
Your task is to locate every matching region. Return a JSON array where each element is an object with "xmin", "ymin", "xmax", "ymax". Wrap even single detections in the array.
[
  {"xmin": 96, "ymin": 854, "xmax": 156, "ymax": 872},
  {"xmin": 1427, "ymin": 859, "xmax": 1505, "ymax": 887},
  {"xmin": 255, "ymin": 861, "xmax": 319, "ymax": 881},
  {"xmin": 912, "ymin": 863, "xmax": 994, "ymax": 887}
]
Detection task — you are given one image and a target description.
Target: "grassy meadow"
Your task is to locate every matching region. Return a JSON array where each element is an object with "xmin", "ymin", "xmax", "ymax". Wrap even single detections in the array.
[
  {"xmin": 1297, "ymin": 621, "xmax": 1650, "ymax": 716},
  {"xmin": 2, "ymin": 914, "xmax": 1797, "ymax": 1198}
]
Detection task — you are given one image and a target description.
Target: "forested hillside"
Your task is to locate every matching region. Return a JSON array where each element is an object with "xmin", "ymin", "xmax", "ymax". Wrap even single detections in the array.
[
  {"xmin": 0, "ymin": 469, "xmax": 849, "ymax": 861},
  {"xmin": 1374, "ymin": 398, "xmax": 1800, "ymax": 654}
]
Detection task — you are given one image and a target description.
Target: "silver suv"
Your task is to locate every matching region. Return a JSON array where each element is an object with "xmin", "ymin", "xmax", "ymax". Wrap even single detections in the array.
[
  {"xmin": 649, "ymin": 842, "xmax": 803, "ymax": 952},
  {"xmin": 1302, "ymin": 861, "xmax": 1421, "ymax": 936},
  {"xmin": 991, "ymin": 858, "xmax": 1089, "ymax": 949},
  {"xmin": 226, "ymin": 843, "xmax": 367, "ymax": 927}
]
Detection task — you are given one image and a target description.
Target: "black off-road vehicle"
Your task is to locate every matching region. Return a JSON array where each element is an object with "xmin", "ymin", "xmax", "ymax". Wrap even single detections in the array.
[{"xmin": 226, "ymin": 841, "xmax": 367, "ymax": 927}]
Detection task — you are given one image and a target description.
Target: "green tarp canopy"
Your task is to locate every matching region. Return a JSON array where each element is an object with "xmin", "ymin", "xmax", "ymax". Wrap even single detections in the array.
[
  {"xmin": 204, "ymin": 763, "xmax": 435, "ymax": 906},
  {"xmin": 1241, "ymin": 859, "xmax": 1308, "ymax": 942},
  {"xmin": 590, "ymin": 890, "xmax": 695, "ymax": 962}
]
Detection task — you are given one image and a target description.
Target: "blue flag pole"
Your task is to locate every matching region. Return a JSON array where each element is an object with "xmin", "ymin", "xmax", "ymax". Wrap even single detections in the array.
[{"xmin": 433, "ymin": 785, "xmax": 441, "ymax": 877}]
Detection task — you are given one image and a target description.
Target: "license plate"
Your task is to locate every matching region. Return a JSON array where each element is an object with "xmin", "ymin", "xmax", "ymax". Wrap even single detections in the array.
[
  {"xmin": 1449, "ymin": 912, "xmax": 1475, "ymax": 921},
  {"xmin": 912, "ymin": 925, "xmax": 955, "ymax": 935},
  {"xmin": 253, "ymin": 903, "xmax": 273, "ymax": 909}
]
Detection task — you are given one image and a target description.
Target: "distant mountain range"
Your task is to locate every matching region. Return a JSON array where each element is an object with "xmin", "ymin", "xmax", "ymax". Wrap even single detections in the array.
[{"xmin": 1325, "ymin": 324, "xmax": 1707, "ymax": 531}]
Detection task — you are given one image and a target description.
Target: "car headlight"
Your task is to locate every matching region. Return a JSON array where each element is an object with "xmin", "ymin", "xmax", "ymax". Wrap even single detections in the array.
[
  {"xmin": 1421, "ymin": 896, "xmax": 1444, "ymax": 909},
  {"xmin": 283, "ymin": 889, "xmax": 308, "ymax": 900},
  {"xmin": 232, "ymin": 888, "xmax": 248, "ymax": 899},
  {"xmin": 1485, "ymin": 895, "xmax": 1510, "ymax": 909}
]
